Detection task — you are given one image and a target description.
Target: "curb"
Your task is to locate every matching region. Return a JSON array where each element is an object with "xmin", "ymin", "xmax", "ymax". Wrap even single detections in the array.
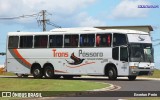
[
  {"xmin": 137, "ymin": 77, "xmax": 160, "ymax": 80},
  {"xmin": 21, "ymin": 82, "xmax": 120, "ymax": 100},
  {"xmin": 88, "ymin": 82, "xmax": 121, "ymax": 91}
]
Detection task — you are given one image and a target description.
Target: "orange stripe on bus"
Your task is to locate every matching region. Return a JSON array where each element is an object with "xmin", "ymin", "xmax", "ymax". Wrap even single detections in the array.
[
  {"xmin": 66, "ymin": 62, "xmax": 95, "ymax": 68},
  {"xmin": 13, "ymin": 49, "xmax": 32, "ymax": 67}
]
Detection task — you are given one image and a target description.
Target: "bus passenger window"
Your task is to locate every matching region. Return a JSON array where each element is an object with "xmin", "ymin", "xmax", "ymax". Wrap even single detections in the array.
[
  {"xmin": 8, "ymin": 36, "xmax": 19, "ymax": 49},
  {"xmin": 113, "ymin": 33, "xmax": 127, "ymax": 46},
  {"xmin": 64, "ymin": 35, "xmax": 79, "ymax": 47},
  {"xmin": 96, "ymin": 35, "xmax": 100, "ymax": 46},
  {"xmin": 34, "ymin": 35, "xmax": 48, "ymax": 48},
  {"xmin": 49, "ymin": 35, "xmax": 63, "ymax": 48},
  {"xmin": 80, "ymin": 34, "xmax": 95, "ymax": 47},
  {"xmin": 96, "ymin": 34, "xmax": 112, "ymax": 47},
  {"xmin": 20, "ymin": 36, "xmax": 33, "ymax": 48}
]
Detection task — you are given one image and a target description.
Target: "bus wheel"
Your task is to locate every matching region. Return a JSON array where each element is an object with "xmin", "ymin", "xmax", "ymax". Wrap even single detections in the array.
[
  {"xmin": 63, "ymin": 75, "xmax": 73, "ymax": 79},
  {"xmin": 128, "ymin": 76, "xmax": 137, "ymax": 81},
  {"xmin": 108, "ymin": 67, "xmax": 117, "ymax": 80},
  {"xmin": 32, "ymin": 67, "xmax": 43, "ymax": 79},
  {"xmin": 44, "ymin": 66, "xmax": 54, "ymax": 79}
]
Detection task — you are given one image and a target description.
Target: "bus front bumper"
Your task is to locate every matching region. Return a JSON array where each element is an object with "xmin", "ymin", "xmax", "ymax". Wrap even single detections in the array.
[{"xmin": 129, "ymin": 68, "xmax": 154, "ymax": 76}]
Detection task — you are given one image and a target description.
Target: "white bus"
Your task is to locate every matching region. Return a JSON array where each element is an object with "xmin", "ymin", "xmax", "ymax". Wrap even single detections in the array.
[{"xmin": 6, "ymin": 27, "xmax": 154, "ymax": 80}]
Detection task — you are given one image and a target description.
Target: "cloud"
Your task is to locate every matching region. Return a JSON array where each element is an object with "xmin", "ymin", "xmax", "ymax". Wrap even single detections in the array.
[
  {"xmin": 109, "ymin": 0, "xmax": 151, "ymax": 19},
  {"xmin": 0, "ymin": 0, "xmax": 96, "ymax": 16},
  {"xmin": 0, "ymin": 0, "xmax": 105, "ymax": 28},
  {"xmin": 76, "ymin": 12, "xmax": 105, "ymax": 27}
]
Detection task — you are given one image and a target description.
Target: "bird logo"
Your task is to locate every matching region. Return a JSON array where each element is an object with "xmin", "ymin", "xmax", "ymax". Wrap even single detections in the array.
[
  {"xmin": 138, "ymin": 35, "xmax": 145, "ymax": 41},
  {"xmin": 66, "ymin": 53, "xmax": 85, "ymax": 65}
]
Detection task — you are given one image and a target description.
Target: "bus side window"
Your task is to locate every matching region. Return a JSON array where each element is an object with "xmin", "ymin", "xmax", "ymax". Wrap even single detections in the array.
[
  {"xmin": 96, "ymin": 35, "xmax": 100, "ymax": 46},
  {"xmin": 113, "ymin": 33, "xmax": 127, "ymax": 47},
  {"xmin": 88, "ymin": 34, "xmax": 95, "ymax": 46},
  {"xmin": 20, "ymin": 36, "xmax": 33, "ymax": 48},
  {"xmin": 49, "ymin": 35, "xmax": 63, "ymax": 48},
  {"xmin": 96, "ymin": 34, "xmax": 112, "ymax": 47},
  {"xmin": 8, "ymin": 36, "xmax": 19, "ymax": 49},
  {"xmin": 34, "ymin": 35, "xmax": 48, "ymax": 48},
  {"xmin": 64, "ymin": 35, "xmax": 79, "ymax": 47},
  {"xmin": 80, "ymin": 34, "xmax": 95, "ymax": 47}
]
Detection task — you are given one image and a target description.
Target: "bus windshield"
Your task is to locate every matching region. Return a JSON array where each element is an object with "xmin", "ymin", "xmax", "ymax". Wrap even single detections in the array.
[{"xmin": 129, "ymin": 43, "xmax": 154, "ymax": 62}]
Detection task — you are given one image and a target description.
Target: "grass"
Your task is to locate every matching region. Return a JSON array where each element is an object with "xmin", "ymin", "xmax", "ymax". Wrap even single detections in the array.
[
  {"xmin": 0, "ymin": 78, "xmax": 109, "ymax": 91},
  {"xmin": 0, "ymin": 77, "xmax": 110, "ymax": 99},
  {"xmin": 0, "ymin": 72, "xmax": 15, "ymax": 76}
]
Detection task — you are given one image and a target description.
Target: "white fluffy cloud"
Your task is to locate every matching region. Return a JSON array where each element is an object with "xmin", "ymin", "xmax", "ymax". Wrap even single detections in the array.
[
  {"xmin": 76, "ymin": 12, "xmax": 105, "ymax": 27},
  {"xmin": 109, "ymin": 0, "xmax": 150, "ymax": 19},
  {"xmin": 0, "ymin": 0, "xmax": 105, "ymax": 28},
  {"xmin": 0, "ymin": 0, "xmax": 96, "ymax": 15}
]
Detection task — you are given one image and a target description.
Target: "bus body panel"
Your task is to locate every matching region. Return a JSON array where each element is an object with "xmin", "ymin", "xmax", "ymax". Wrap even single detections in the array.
[{"xmin": 6, "ymin": 28, "xmax": 154, "ymax": 79}]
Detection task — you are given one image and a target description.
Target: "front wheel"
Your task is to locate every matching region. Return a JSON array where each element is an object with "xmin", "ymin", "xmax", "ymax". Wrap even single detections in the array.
[
  {"xmin": 108, "ymin": 67, "xmax": 117, "ymax": 80},
  {"xmin": 128, "ymin": 76, "xmax": 137, "ymax": 81}
]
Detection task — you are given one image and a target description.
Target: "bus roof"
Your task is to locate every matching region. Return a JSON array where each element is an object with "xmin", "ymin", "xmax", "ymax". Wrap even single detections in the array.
[{"xmin": 8, "ymin": 27, "xmax": 149, "ymax": 36}]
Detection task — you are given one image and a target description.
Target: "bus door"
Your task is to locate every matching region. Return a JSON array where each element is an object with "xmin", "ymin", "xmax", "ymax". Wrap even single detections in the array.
[{"xmin": 118, "ymin": 46, "xmax": 129, "ymax": 75}]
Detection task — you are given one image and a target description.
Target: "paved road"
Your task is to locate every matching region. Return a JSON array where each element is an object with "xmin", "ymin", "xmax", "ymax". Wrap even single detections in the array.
[{"xmin": 51, "ymin": 77, "xmax": 160, "ymax": 100}]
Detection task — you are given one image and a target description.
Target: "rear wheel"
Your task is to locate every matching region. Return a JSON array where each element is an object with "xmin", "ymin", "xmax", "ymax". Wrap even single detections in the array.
[
  {"xmin": 128, "ymin": 76, "xmax": 137, "ymax": 81},
  {"xmin": 108, "ymin": 67, "xmax": 117, "ymax": 80},
  {"xmin": 44, "ymin": 66, "xmax": 54, "ymax": 79},
  {"xmin": 32, "ymin": 67, "xmax": 43, "ymax": 79}
]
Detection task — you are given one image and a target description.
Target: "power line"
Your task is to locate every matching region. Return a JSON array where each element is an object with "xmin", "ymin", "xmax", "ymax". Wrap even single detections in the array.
[
  {"xmin": 0, "ymin": 10, "xmax": 62, "ymax": 31},
  {"xmin": 37, "ymin": 10, "xmax": 62, "ymax": 31},
  {"xmin": 0, "ymin": 14, "xmax": 38, "ymax": 20},
  {"xmin": 47, "ymin": 21, "xmax": 61, "ymax": 28},
  {"xmin": 37, "ymin": 10, "xmax": 49, "ymax": 31}
]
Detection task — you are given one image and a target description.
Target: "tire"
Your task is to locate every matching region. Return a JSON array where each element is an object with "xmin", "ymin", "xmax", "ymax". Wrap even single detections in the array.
[
  {"xmin": 128, "ymin": 76, "xmax": 137, "ymax": 81},
  {"xmin": 63, "ymin": 75, "xmax": 73, "ymax": 79},
  {"xmin": 108, "ymin": 67, "xmax": 117, "ymax": 80},
  {"xmin": 44, "ymin": 66, "xmax": 54, "ymax": 79},
  {"xmin": 32, "ymin": 67, "xmax": 43, "ymax": 79}
]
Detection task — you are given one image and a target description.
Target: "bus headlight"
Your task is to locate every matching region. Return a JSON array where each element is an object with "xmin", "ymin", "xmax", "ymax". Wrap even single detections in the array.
[{"xmin": 130, "ymin": 66, "xmax": 137, "ymax": 69}]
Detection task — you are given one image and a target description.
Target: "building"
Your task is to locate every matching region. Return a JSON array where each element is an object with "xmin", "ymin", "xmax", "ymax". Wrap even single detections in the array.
[{"xmin": 95, "ymin": 25, "xmax": 153, "ymax": 35}]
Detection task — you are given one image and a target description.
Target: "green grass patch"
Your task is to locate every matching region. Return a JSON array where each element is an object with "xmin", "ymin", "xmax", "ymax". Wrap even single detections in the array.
[
  {"xmin": 0, "ymin": 78, "xmax": 109, "ymax": 91},
  {"xmin": 0, "ymin": 72, "xmax": 15, "ymax": 76}
]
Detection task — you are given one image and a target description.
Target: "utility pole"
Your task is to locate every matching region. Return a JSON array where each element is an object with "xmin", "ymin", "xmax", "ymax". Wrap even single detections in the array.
[{"xmin": 39, "ymin": 10, "xmax": 49, "ymax": 31}]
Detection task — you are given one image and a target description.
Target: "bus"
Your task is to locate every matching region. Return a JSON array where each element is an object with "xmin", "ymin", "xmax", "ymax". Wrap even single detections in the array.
[{"xmin": 6, "ymin": 27, "xmax": 154, "ymax": 80}]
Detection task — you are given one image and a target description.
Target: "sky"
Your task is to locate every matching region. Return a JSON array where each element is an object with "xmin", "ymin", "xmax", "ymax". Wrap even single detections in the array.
[{"xmin": 0, "ymin": 0, "xmax": 160, "ymax": 68}]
